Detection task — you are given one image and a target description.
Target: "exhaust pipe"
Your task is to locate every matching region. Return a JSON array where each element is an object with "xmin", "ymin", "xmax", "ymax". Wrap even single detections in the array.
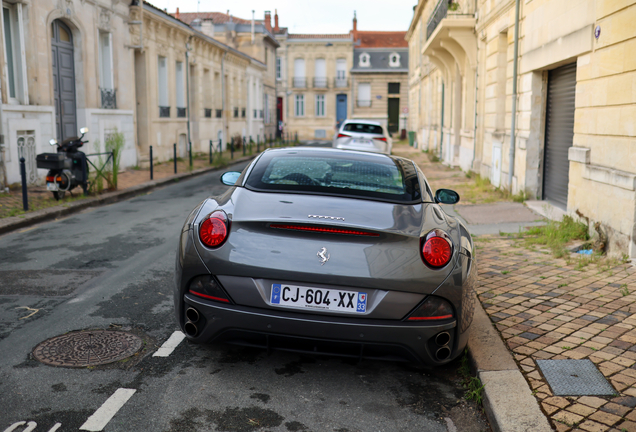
[
  {"xmin": 435, "ymin": 332, "xmax": 450, "ymax": 347},
  {"xmin": 436, "ymin": 346, "xmax": 451, "ymax": 361},
  {"xmin": 186, "ymin": 307, "xmax": 200, "ymax": 323},
  {"xmin": 184, "ymin": 321, "xmax": 198, "ymax": 337}
]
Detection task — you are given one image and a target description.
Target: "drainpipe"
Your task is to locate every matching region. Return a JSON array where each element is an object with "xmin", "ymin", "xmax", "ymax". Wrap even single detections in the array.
[
  {"xmin": 440, "ymin": 82, "xmax": 444, "ymax": 160},
  {"xmin": 251, "ymin": 11, "xmax": 255, "ymax": 44},
  {"xmin": 471, "ymin": 65, "xmax": 478, "ymax": 170},
  {"xmin": 222, "ymin": 51, "xmax": 228, "ymax": 145},
  {"xmin": 185, "ymin": 40, "xmax": 192, "ymax": 153},
  {"xmin": 507, "ymin": 0, "xmax": 520, "ymax": 190}
]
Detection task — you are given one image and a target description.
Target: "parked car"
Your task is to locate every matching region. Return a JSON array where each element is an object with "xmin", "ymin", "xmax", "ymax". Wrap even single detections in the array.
[
  {"xmin": 174, "ymin": 147, "xmax": 476, "ymax": 365},
  {"xmin": 333, "ymin": 119, "xmax": 392, "ymax": 154}
]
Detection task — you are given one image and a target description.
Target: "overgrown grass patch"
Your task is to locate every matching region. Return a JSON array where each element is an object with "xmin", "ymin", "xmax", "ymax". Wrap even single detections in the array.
[
  {"xmin": 458, "ymin": 350, "xmax": 484, "ymax": 406},
  {"xmin": 523, "ymin": 215, "xmax": 589, "ymax": 258}
]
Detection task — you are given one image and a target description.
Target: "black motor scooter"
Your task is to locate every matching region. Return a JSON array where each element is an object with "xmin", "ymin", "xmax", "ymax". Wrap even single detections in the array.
[{"xmin": 36, "ymin": 127, "xmax": 90, "ymax": 200}]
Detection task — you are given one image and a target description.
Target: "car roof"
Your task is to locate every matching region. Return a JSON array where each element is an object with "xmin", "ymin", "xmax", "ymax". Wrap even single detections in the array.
[
  {"xmin": 261, "ymin": 146, "xmax": 405, "ymax": 164},
  {"xmin": 342, "ymin": 119, "xmax": 382, "ymax": 126}
]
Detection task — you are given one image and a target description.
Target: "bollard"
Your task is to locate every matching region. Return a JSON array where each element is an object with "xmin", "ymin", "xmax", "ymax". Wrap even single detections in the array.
[
  {"xmin": 173, "ymin": 143, "xmax": 177, "ymax": 173},
  {"xmin": 230, "ymin": 137, "xmax": 234, "ymax": 159},
  {"xmin": 257, "ymin": 136, "xmax": 260, "ymax": 153},
  {"xmin": 295, "ymin": 132, "xmax": 298, "ymax": 145},
  {"xmin": 209, "ymin": 140, "xmax": 213, "ymax": 164},
  {"xmin": 150, "ymin": 146, "xmax": 154, "ymax": 180},
  {"xmin": 243, "ymin": 136, "xmax": 246, "ymax": 156},
  {"xmin": 218, "ymin": 139, "xmax": 223, "ymax": 160},
  {"xmin": 189, "ymin": 141, "xmax": 193, "ymax": 168},
  {"xmin": 19, "ymin": 157, "xmax": 28, "ymax": 211}
]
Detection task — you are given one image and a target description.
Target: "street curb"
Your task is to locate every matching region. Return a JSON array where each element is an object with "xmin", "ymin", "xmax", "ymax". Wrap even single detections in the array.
[
  {"xmin": 0, "ymin": 155, "xmax": 256, "ymax": 237},
  {"xmin": 467, "ymin": 300, "xmax": 553, "ymax": 432}
]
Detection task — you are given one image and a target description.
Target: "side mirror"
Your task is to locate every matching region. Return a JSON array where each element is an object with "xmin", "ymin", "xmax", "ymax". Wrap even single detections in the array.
[
  {"xmin": 220, "ymin": 171, "xmax": 241, "ymax": 186},
  {"xmin": 435, "ymin": 189, "xmax": 460, "ymax": 205},
  {"xmin": 49, "ymin": 139, "xmax": 58, "ymax": 146},
  {"xmin": 80, "ymin": 127, "xmax": 89, "ymax": 134}
]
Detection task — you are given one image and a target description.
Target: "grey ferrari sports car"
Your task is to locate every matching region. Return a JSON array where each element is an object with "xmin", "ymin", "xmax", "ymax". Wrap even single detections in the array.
[{"xmin": 175, "ymin": 147, "xmax": 476, "ymax": 365}]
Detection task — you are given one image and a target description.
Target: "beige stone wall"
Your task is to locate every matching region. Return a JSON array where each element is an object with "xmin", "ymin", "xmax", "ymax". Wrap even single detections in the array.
[
  {"xmin": 0, "ymin": 0, "xmax": 136, "ymax": 185},
  {"xmin": 351, "ymin": 72, "xmax": 409, "ymax": 133},
  {"xmin": 408, "ymin": 0, "xmax": 636, "ymax": 257},
  {"xmin": 283, "ymin": 38, "xmax": 353, "ymax": 140},
  {"xmin": 133, "ymin": 5, "xmax": 269, "ymax": 164}
]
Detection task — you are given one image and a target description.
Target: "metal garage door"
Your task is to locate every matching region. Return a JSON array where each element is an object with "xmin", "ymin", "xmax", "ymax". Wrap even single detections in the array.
[{"xmin": 543, "ymin": 62, "xmax": 577, "ymax": 209}]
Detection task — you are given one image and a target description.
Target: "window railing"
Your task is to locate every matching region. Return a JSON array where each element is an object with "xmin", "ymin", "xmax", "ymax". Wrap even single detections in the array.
[
  {"xmin": 356, "ymin": 99, "xmax": 372, "ymax": 108},
  {"xmin": 204, "ymin": 108, "xmax": 212, "ymax": 118},
  {"xmin": 215, "ymin": 109, "xmax": 222, "ymax": 118},
  {"xmin": 313, "ymin": 77, "xmax": 328, "ymax": 88},
  {"xmin": 100, "ymin": 88, "xmax": 117, "ymax": 109},
  {"xmin": 177, "ymin": 107, "xmax": 186, "ymax": 118},
  {"xmin": 293, "ymin": 77, "xmax": 307, "ymax": 88},
  {"xmin": 427, "ymin": 0, "xmax": 448, "ymax": 39},
  {"xmin": 159, "ymin": 106, "xmax": 170, "ymax": 118},
  {"xmin": 334, "ymin": 78, "xmax": 349, "ymax": 88}
]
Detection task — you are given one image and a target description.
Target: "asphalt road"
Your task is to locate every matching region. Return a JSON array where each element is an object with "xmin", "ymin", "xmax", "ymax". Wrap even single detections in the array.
[{"xmin": 0, "ymin": 160, "xmax": 489, "ymax": 432}]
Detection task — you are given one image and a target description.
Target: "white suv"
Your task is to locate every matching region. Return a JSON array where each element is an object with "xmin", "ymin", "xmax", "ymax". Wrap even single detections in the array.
[{"xmin": 332, "ymin": 120, "xmax": 392, "ymax": 155}]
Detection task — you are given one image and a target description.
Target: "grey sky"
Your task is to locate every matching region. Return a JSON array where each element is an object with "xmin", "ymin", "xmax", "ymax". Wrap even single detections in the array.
[{"xmin": 147, "ymin": 0, "xmax": 418, "ymax": 34}]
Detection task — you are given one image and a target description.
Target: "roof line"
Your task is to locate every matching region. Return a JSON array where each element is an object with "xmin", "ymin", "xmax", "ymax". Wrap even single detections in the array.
[{"xmin": 141, "ymin": 2, "xmax": 266, "ymax": 67}]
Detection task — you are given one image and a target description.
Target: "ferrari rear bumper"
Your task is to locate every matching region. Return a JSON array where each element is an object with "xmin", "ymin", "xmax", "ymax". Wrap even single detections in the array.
[{"xmin": 182, "ymin": 293, "xmax": 463, "ymax": 365}]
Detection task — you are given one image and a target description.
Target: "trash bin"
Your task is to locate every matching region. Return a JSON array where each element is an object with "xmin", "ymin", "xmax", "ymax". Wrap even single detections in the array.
[{"xmin": 408, "ymin": 131, "xmax": 416, "ymax": 147}]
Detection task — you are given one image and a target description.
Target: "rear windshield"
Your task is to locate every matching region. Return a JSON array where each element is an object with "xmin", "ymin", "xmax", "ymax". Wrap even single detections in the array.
[
  {"xmin": 245, "ymin": 150, "xmax": 422, "ymax": 203},
  {"xmin": 343, "ymin": 123, "xmax": 384, "ymax": 135}
]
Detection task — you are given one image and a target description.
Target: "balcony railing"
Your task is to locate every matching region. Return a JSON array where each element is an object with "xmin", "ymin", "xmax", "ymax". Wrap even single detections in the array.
[
  {"xmin": 204, "ymin": 108, "xmax": 212, "ymax": 118},
  {"xmin": 100, "ymin": 88, "xmax": 116, "ymax": 109},
  {"xmin": 313, "ymin": 77, "xmax": 328, "ymax": 88},
  {"xmin": 427, "ymin": 0, "xmax": 475, "ymax": 40},
  {"xmin": 177, "ymin": 107, "xmax": 187, "ymax": 118},
  {"xmin": 159, "ymin": 106, "xmax": 170, "ymax": 118},
  {"xmin": 356, "ymin": 100, "xmax": 372, "ymax": 108},
  {"xmin": 293, "ymin": 77, "xmax": 307, "ymax": 88},
  {"xmin": 334, "ymin": 78, "xmax": 349, "ymax": 88}
]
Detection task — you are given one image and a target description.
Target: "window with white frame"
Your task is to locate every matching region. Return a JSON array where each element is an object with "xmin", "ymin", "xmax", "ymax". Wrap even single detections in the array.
[
  {"xmin": 315, "ymin": 94, "xmax": 325, "ymax": 117},
  {"xmin": 357, "ymin": 83, "xmax": 371, "ymax": 107},
  {"xmin": 276, "ymin": 57, "xmax": 282, "ymax": 80},
  {"xmin": 176, "ymin": 61, "xmax": 185, "ymax": 109},
  {"xmin": 157, "ymin": 56, "xmax": 168, "ymax": 107},
  {"xmin": 295, "ymin": 94, "xmax": 304, "ymax": 117},
  {"xmin": 98, "ymin": 31, "xmax": 113, "ymax": 90},
  {"xmin": 336, "ymin": 59, "xmax": 346, "ymax": 79},
  {"xmin": 2, "ymin": 3, "xmax": 26, "ymax": 104},
  {"xmin": 359, "ymin": 52, "xmax": 370, "ymax": 67},
  {"xmin": 389, "ymin": 53, "xmax": 401, "ymax": 67}
]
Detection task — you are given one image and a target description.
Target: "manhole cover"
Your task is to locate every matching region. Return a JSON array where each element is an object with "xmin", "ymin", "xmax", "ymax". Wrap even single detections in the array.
[
  {"xmin": 537, "ymin": 359, "xmax": 617, "ymax": 396},
  {"xmin": 33, "ymin": 330, "xmax": 143, "ymax": 367}
]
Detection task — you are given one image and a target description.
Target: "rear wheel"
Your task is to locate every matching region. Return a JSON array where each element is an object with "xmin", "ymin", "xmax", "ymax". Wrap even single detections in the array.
[{"xmin": 53, "ymin": 191, "xmax": 66, "ymax": 200}]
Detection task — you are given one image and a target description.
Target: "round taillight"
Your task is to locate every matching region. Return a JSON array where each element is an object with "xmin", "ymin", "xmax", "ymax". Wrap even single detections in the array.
[
  {"xmin": 199, "ymin": 211, "xmax": 229, "ymax": 248},
  {"xmin": 422, "ymin": 237, "xmax": 452, "ymax": 267}
]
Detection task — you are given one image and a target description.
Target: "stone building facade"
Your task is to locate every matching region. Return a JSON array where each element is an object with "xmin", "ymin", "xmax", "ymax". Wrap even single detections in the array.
[
  {"xmin": 407, "ymin": 0, "xmax": 636, "ymax": 258},
  {"xmin": 175, "ymin": 10, "xmax": 279, "ymax": 140},
  {"xmin": 0, "ymin": 0, "xmax": 137, "ymax": 187},
  {"xmin": 132, "ymin": 3, "xmax": 266, "ymax": 164},
  {"xmin": 274, "ymin": 13, "xmax": 410, "ymax": 141},
  {"xmin": 351, "ymin": 31, "xmax": 409, "ymax": 135}
]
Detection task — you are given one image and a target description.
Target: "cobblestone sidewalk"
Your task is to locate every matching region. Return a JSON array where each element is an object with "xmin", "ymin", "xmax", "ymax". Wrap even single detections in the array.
[{"xmin": 477, "ymin": 235, "xmax": 636, "ymax": 432}]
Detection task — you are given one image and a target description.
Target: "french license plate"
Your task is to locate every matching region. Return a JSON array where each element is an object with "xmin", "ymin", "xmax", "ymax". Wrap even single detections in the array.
[
  {"xmin": 270, "ymin": 284, "xmax": 367, "ymax": 313},
  {"xmin": 46, "ymin": 182, "xmax": 58, "ymax": 191},
  {"xmin": 353, "ymin": 139, "xmax": 371, "ymax": 145}
]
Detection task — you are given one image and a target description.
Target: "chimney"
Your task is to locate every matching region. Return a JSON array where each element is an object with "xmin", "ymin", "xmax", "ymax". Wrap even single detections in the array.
[
  {"xmin": 175, "ymin": 7, "xmax": 180, "ymax": 20},
  {"xmin": 264, "ymin": 10, "xmax": 272, "ymax": 32},
  {"xmin": 274, "ymin": 9, "xmax": 279, "ymax": 32},
  {"xmin": 352, "ymin": 10, "xmax": 357, "ymax": 36}
]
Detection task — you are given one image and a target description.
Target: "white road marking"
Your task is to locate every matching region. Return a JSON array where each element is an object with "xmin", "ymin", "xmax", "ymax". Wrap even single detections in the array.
[
  {"xmin": 153, "ymin": 331, "xmax": 186, "ymax": 357},
  {"xmin": 2, "ymin": 422, "xmax": 36, "ymax": 432},
  {"xmin": 48, "ymin": 424, "xmax": 62, "ymax": 432},
  {"xmin": 79, "ymin": 388, "xmax": 136, "ymax": 431}
]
